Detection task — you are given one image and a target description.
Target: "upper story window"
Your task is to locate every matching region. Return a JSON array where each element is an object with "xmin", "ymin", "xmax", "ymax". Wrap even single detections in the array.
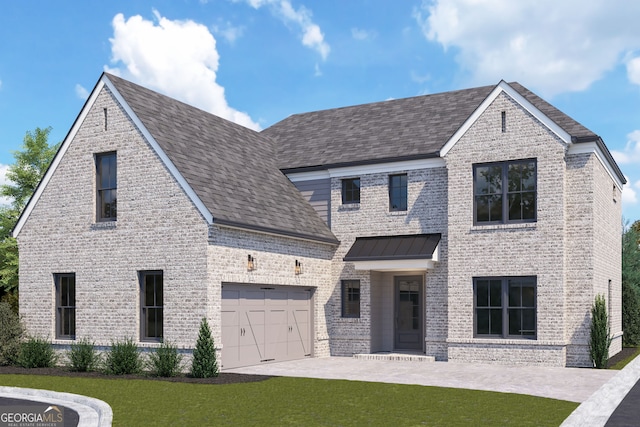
[
  {"xmin": 473, "ymin": 159, "xmax": 536, "ymax": 224},
  {"xmin": 342, "ymin": 178, "xmax": 361, "ymax": 204},
  {"xmin": 96, "ymin": 152, "xmax": 117, "ymax": 221},
  {"xmin": 389, "ymin": 174, "xmax": 408, "ymax": 211}
]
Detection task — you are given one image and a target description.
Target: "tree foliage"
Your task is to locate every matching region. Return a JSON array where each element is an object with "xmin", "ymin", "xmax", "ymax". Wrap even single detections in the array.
[
  {"xmin": 191, "ymin": 317, "xmax": 218, "ymax": 378},
  {"xmin": 0, "ymin": 127, "xmax": 59, "ymax": 306},
  {"xmin": 623, "ymin": 222, "xmax": 640, "ymax": 346},
  {"xmin": 590, "ymin": 294, "xmax": 611, "ymax": 369}
]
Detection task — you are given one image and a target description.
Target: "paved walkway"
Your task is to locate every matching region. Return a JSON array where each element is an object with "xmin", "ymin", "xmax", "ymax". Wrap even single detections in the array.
[{"xmin": 226, "ymin": 357, "xmax": 616, "ymax": 403}]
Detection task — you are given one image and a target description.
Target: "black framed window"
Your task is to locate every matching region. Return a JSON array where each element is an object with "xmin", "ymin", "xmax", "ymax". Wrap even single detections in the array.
[
  {"xmin": 473, "ymin": 160, "xmax": 536, "ymax": 224},
  {"xmin": 474, "ymin": 277, "xmax": 536, "ymax": 339},
  {"xmin": 342, "ymin": 280, "xmax": 360, "ymax": 318},
  {"xmin": 96, "ymin": 152, "xmax": 117, "ymax": 221},
  {"xmin": 389, "ymin": 174, "xmax": 408, "ymax": 211},
  {"xmin": 141, "ymin": 271, "xmax": 163, "ymax": 341},
  {"xmin": 342, "ymin": 178, "xmax": 361, "ymax": 204},
  {"xmin": 55, "ymin": 273, "xmax": 76, "ymax": 339}
]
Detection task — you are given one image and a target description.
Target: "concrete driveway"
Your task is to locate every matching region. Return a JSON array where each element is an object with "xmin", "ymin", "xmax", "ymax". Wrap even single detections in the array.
[{"xmin": 226, "ymin": 356, "xmax": 615, "ymax": 403}]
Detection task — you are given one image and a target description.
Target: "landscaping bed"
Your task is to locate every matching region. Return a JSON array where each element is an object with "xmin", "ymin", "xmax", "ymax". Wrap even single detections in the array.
[{"xmin": 0, "ymin": 365, "xmax": 272, "ymax": 384}]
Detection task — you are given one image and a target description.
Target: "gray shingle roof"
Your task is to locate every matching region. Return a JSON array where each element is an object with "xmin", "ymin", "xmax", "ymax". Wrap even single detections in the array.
[
  {"xmin": 264, "ymin": 82, "xmax": 601, "ymax": 172},
  {"xmin": 105, "ymin": 73, "xmax": 338, "ymax": 244}
]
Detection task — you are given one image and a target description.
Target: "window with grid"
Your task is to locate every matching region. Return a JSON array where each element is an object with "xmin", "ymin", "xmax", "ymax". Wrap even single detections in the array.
[
  {"xmin": 96, "ymin": 152, "xmax": 117, "ymax": 221},
  {"xmin": 55, "ymin": 273, "xmax": 76, "ymax": 339},
  {"xmin": 342, "ymin": 178, "xmax": 361, "ymax": 204},
  {"xmin": 342, "ymin": 280, "xmax": 360, "ymax": 318},
  {"xmin": 141, "ymin": 271, "xmax": 163, "ymax": 341},
  {"xmin": 389, "ymin": 174, "xmax": 408, "ymax": 211},
  {"xmin": 473, "ymin": 160, "xmax": 536, "ymax": 224},
  {"xmin": 474, "ymin": 277, "xmax": 536, "ymax": 339}
]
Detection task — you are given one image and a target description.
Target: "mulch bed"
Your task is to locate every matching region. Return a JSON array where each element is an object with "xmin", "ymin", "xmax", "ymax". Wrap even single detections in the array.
[
  {"xmin": 607, "ymin": 347, "xmax": 638, "ymax": 368},
  {"xmin": 0, "ymin": 365, "xmax": 273, "ymax": 384}
]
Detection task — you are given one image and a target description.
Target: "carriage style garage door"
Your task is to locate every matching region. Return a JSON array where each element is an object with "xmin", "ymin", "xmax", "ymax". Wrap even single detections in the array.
[{"xmin": 221, "ymin": 284, "xmax": 313, "ymax": 369}]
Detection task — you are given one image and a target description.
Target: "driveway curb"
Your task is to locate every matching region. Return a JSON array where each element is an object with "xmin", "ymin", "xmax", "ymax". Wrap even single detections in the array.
[
  {"xmin": 560, "ymin": 355, "xmax": 640, "ymax": 426},
  {"xmin": 0, "ymin": 386, "xmax": 112, "ymax": 427}
]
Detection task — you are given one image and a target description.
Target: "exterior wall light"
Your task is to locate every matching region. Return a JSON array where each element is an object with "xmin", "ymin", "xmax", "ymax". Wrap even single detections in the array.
[
  {"xmin": 247, "ymin": 254, "xmax": 256, "ymax": 271},
  {"xmin": 295, "ymin": 259, "xmax": 302, "ymax": 275}
]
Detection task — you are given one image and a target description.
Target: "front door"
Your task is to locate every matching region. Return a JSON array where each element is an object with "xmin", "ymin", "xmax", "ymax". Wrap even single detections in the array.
[{"xmin": 394, "ymin": 276, "xmax": 423, "ymax": 351}]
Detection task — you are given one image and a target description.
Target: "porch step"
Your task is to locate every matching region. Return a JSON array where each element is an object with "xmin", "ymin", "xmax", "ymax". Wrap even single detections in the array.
[{"xmin": 352, "ymin": 353, "xmax": 435, "ymax": 362}]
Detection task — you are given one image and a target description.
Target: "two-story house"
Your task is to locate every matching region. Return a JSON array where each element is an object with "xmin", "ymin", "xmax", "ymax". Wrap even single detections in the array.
[{"xmin": 13, "ymin": 73, "xmax": 624, "ymax": 369}]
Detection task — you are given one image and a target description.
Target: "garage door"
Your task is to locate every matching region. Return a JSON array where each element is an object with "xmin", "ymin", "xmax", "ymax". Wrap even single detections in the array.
[{"xmin": 221, "ymin": 284, "xmax": 313, "ymax": 369}]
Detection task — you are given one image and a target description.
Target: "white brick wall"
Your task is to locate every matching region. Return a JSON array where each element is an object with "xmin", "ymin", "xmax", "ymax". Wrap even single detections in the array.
[
  {"xmin": 17, "ymin": 84, "xmax": 622, "ymax": 369},
  {"xmin": 328, "ymin": 167, "xmax": 449, "ymax": 359},
  {"xmin": 17, "ymin": 87, "xmax": 336, "ymax": 361},
  {"xmin": 18, "ymin": 87, "xmax": 210, "ymax": 350},
  {"xmin": 446, "ymin": 93, "xmax": 569, "ymax": 366}
]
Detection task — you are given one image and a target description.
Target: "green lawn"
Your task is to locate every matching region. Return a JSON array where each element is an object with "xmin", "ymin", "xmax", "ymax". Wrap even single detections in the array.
[
  {"xmin": 609, "ymin": 347, "xmax": 640, "ymax": 370},
  {"xmin": 0, "ymin": 374, "xmax": 577, "ymax": 426}
]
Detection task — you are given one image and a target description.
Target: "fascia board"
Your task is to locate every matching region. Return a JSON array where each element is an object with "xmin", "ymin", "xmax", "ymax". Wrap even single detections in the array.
[
  {"xmin": 13, "ymin": 80, "xmax": 106, "ymax": 237},
  {"xmin": 440, "ymin": 81, "xmax": 572, "ymax": 157},
  {"xmin": 102, "ymin": 76, "xmax": 213, "ymax": 224},
  {"xmin": 568, "ymin": 141, "xmax": 625, "ymax": 190},
  {"xmin": 286, "ymin": 158, "xmax": 446, "ymax": 182},
  {"xmin": 351, "ymin": 259, "xmax": 436, "ymax": 271}
]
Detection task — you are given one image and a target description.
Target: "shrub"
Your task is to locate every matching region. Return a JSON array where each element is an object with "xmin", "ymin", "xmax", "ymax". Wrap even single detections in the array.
[
  {"xmin": 104, "ymin": 338, "xmax": 142, "ymax": 375},
  {"xmin": 0, "ymin": 301, "xmax": 23, "ymax": 365},
  {"xmin": 68, "ymin": 338, "xmax": 100, "ymax": 372},
  {"xmin": 0, "ymin": 291, "xmax": 19, "ymax": 315},
  {"xmin": 191, "ymin": 318, "xmax": 218, "ymax": 378},
  {"xmin": 18, "ymin": 336, "xmax": 57, "ymax": 368},
  {"xmin": 590, "ymin": 294, "xmax": 612, "ymax": 369},
  {"xmin": 148, "ymin": 341, "xmax": 183, "ymax": 377}
]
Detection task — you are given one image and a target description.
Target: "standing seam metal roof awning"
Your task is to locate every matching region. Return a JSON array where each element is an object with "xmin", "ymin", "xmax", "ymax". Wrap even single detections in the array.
[{"xmin": 343, "ymin": 234, "xmax": 441, "ymax": 270}]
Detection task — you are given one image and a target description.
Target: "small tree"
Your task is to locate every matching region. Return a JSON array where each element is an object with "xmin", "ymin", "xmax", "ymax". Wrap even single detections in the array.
[
  {"xmin": 590, "ymin": 294, "xmax": 611, "ymax": 369},
  {"xmin": 191, "ymin": 318, "xmax": 218, "ymax": 378}
]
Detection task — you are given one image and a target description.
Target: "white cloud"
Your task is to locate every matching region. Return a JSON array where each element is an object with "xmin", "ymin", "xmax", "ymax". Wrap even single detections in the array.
[
  {"xmin": 75, "ymin": 84, "xmax": 89, "ymax": 100},
  {"xmin": 212, "ymin": 21, "xmax": 245, "ymax": 44},
  {"xmin": 0, "ymin": 164, "xmax": 12, "ymax": 207},
  {"xmin": 623, "ymin": 177, "xmax": 639, "ymax": 205},
  {"xmin": 415, "ymin": 0, "xmax": 640, "ymax": 96},
  {"xmin": 351, "ymin": 28, "xmax": 375, "ymax": 41},
  {"xmin": 106, "ymin": 11, "xmax": 259, "ymax": 130},
  {"xmin": 611, "ymin": 130, "xmax": 640, "ymax": 165},
  {"xmin": 627, "ymin": 56, "xmax": 640, "ymax": 86},
  {"xmin": 235, "ymin": 0, "xmax": 330, "ymax": 60}
]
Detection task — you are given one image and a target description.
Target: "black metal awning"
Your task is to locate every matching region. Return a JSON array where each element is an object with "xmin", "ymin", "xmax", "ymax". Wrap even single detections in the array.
[{"xmin": 343, "ymin": 234, "xmax": 441, "ymax": 262}]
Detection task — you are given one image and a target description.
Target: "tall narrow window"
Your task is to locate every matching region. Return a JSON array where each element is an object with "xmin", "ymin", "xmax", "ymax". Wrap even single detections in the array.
[
  {"xmin": 501, "ymin": 111, "xmax": 506, "ymax": 132},
  {"xmin": 55, "ymin": 273, "xmax": 76, "ymax": 339},
  {"xmin": 141, "ymin": 271, "xmax": 163, "ymax": 341},
  {"xmin": 96, "ymin": 152, "xmax": 117, "ymax": 221},
  {"xmin": 342, "ymin": 178, "xmax": 361, "ymax": 204},
  {"xmin": 342, "ymin": 280, "xmax": 360, "ymax": 318},
  {"xmin": 389, "ymin": 174, "xmax": 408, "ymax": 211}
]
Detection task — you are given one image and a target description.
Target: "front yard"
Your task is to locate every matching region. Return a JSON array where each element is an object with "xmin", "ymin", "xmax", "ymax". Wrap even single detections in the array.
[{"xmin": 0, "ymin": 373, "xmax": 577, "ymax": 426}]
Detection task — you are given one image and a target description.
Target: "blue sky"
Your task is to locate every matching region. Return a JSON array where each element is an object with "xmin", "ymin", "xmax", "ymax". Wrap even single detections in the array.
[{"xmin": 1, "ymin": 1, "xmax": 640, "ymax": 220}]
